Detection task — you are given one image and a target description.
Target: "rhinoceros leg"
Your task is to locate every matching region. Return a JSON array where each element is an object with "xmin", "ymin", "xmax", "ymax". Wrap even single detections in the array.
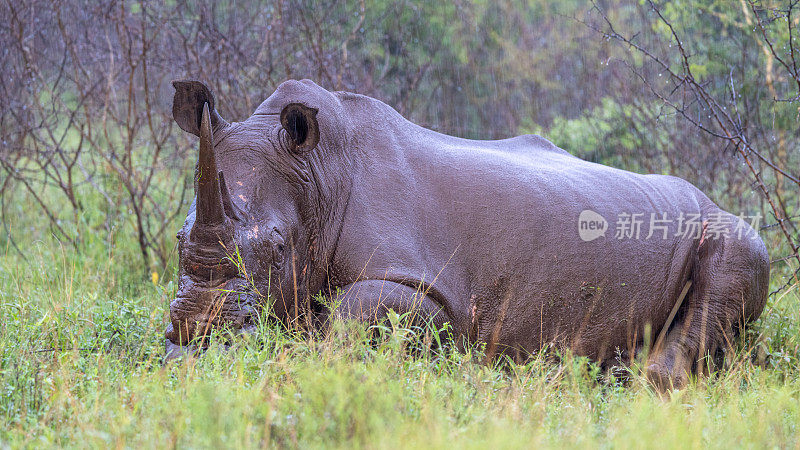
[
  {"xmin": 646, "ymin": 229, "xmax": 769, "ymax": 390},
  {"xmin": 330, "ymin": 280, "xmax": 450, "ymax": 331}
]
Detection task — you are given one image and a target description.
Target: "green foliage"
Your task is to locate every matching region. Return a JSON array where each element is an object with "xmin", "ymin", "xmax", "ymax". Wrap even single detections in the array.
[{"xmin": 537, "ymin": 97, "xmax": 652, "ymax": 170}]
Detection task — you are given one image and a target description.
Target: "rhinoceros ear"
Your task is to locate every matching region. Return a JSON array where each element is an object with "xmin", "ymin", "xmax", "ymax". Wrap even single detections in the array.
[
  {"xmin": 280, "ymin": 103, "xmax": 320, "ymax": 153},
  {"xmin": 171, "ymin": 80, "xmax": 228, "ymax": 136}
]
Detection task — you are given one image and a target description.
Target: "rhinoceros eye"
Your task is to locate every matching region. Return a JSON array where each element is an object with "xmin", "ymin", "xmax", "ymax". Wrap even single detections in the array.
[{"xmin": 270, "ymin": 228, "xmax": 285, "ymax": 267}]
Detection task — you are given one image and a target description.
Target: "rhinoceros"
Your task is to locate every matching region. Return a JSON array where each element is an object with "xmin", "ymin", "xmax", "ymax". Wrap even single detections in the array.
[{"xmin": 165, "ymin": 79, "xmax": 769, "ymax": 389}]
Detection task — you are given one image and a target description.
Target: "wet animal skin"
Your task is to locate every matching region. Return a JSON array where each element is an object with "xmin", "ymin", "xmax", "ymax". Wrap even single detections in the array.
[{"xmin": 165, "ymin": 79, "xmax": 769, "ymax": 390}]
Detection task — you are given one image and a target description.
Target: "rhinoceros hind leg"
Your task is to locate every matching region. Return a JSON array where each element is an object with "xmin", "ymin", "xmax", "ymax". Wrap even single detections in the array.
[
  {"xmin": 645, "ymin": 332, "xmax": 693, "ymax": 390},
  {"xmin": 646, "ymin": 229, "xmax": 769, "ymax": 391}
]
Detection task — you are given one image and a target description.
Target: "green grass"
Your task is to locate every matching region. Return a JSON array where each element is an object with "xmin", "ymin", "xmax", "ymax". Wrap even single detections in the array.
[{"xmin": 2, "ymin": 189, "xmax": 800, "ymax": 448}]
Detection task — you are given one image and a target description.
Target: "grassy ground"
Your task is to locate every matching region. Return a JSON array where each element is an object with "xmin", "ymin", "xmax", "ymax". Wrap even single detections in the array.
[{"xmin": 1, "ymin": 192, "xmax": 799, "ymax": 448}]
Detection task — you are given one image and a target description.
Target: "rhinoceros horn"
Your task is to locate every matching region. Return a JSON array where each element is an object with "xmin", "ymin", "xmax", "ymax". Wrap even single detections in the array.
[{"xmin": 193, "ymin": 103, "xmax": 228, "ymax": 230}]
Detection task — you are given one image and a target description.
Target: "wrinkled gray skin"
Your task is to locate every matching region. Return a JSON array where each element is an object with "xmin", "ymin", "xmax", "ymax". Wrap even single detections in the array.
[{"xmin": 165, "ymin": 79, "xmax": 769, "ymax": 390}]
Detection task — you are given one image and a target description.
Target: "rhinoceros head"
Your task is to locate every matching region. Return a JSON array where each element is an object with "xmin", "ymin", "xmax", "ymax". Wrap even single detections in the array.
[{"xmin": 165, "ymin": 80, "xmax": 338, "ymax": 347}]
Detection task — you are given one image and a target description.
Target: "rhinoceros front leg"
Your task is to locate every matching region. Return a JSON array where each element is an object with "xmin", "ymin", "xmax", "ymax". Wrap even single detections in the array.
[{"xmin": 330, "ymin": 280, "xmax": 450, "ymax": 332}]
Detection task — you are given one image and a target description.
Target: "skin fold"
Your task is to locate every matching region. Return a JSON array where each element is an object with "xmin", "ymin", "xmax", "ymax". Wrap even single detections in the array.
[{"xmin": 166, "ymin": 79, "xmax": 769, "ymax": 390}]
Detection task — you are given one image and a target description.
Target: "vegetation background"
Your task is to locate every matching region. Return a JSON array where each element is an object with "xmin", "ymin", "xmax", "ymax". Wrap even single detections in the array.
[{"xmin": 1, "ymin": 0, "xmax": 799, "ymax": 447}]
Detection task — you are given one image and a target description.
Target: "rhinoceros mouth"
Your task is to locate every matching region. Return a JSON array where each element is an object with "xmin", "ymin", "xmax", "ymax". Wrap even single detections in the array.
[{"xmin": 165, "ymin": 290, "xmax": 258, "ymax": 345}]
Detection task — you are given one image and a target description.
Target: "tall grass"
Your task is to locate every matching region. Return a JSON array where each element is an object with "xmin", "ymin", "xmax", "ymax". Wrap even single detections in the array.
[{"xmin": 1, "ymin": 187, "xmax": 799, "ymax": 448}]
